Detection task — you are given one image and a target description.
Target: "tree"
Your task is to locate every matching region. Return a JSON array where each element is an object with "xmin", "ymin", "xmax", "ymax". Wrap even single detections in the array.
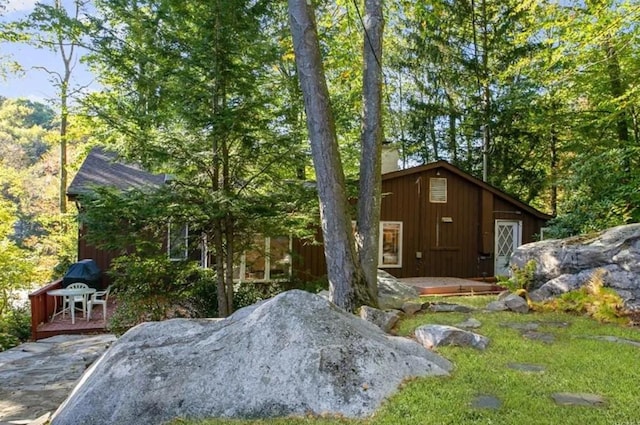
[
  {"xmin": 0, "ymin": 199, "xmax": 36, "ymax": 318},
  {"xmin": 356, "ymin": 0, "xmax": 384, "ymax": 302},
  {"xmin": 288, "ymin": 0, "xmax": 378, "ymax": 311},
  {"xmin": 9, "ymin": 0, "xmax": 90, "ymax": 213},
  {"xmin": 83, "ymin": 0, "xmax": 312, "ymax": 317}
]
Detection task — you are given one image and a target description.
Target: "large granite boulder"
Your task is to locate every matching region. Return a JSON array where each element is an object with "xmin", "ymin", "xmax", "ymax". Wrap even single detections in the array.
[
  {"xmin": 511, "ymin": 224, "xmax": 640, "ymax": 309},
  {"xmin": 51, "ymin": 290, "xmax": 451, "ymax": 425},
  {"xmin": 377, "ymin": 270, "xmax": 420, "ymax": 309}
]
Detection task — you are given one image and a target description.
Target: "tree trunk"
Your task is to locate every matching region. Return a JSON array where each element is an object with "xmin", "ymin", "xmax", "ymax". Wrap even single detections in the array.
[
  {"xmin": 356, "ymin": 0, "xmax": 383, "ymax": 307},
  {"xmin": 288, "ymin": 0, "xmax": 373, "ymax": 312},
  {"xmin": 604, "ymin": 37, "xmax": 630, "ymax": 174}
]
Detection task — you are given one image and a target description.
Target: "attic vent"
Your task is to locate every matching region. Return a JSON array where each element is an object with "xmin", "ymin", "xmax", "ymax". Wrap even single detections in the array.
[{"xmin": 429, "ymin": 178, "xmax": 447, "ymax": 203}]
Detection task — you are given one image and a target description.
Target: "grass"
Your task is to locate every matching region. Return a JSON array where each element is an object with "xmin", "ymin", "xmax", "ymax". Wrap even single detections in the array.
[{"xmin": 171, "ymin": 295, "xmax": 640, "ymax": 425}]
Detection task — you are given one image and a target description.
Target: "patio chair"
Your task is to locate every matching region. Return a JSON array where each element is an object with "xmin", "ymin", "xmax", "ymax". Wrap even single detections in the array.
[
  {"xmin": 87, "ymin": 286, "xmax": 111, "ymax": 321},
  {"xmin": 64, "ymin": 282, "xmax": 90, "ymax": 319}
]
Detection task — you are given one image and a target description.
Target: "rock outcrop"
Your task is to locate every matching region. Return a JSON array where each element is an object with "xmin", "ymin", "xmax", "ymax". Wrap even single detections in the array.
[
  {"xmin": 511, "ymin": 224, "xmax": 640, "ymax": 309},
  {"xmin": 414, "ymin": 324, "xmax": 489, "ymax": 350},
  {"xmin": 359, "ymin": 305, "xmax": 401, "ymax": 332},
  {"xmin": 377, "ymin": 270, "xmax": 420, "ymax": 309},
  {"xmin": 51, "ymin": 290, "xmax": 451, "ymax": 425}
]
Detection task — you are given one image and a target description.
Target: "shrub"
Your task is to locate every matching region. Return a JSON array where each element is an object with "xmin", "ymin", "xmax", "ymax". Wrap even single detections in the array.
[
  {"xmin": 498, "ymin": 260, "xmax": 536, "ymax": 293},
  {"xmin": 533, "ymin": 268, "xmax": 626, "ymax": 324},
  {"xmin": 107, "ymin": 255, "xmax": 218, "ymax": 335},
  {"xmin": 233, "ymin": 281, "xmax": 286, "ymax": 310},
  {"xmin": 0, "ymin": 305, "xmax": 31, "ymax": 352}
]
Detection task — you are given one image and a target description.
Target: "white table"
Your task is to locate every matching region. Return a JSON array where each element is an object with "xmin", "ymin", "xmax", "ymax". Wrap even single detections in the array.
[{"xmin": 47, "ymin": 287, "xmax": 96, "ymax": 324}]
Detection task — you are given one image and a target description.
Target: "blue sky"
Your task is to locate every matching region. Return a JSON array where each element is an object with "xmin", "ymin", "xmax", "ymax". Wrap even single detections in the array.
[{"xmin": 0, "ymin": 0, "xmax": 95, "ymax": 104}]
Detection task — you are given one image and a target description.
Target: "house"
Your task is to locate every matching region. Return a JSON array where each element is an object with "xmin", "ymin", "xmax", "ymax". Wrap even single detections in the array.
[
  {"xmin": 68, "ymin": 148, "xmax": 552, "ymax": 283},
  {"xmin": 66, "ymin": 146, "xmax": 167, "ymax": 284},
  {"xmin": 292, "ymin": 161, "xmax": 552, "ymax": 280}
]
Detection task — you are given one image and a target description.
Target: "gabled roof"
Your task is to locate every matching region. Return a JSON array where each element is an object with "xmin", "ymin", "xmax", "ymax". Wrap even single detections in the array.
[
  {"xmin": 67, "ymin": 147, "xmax": 166, "ymax": 198},
  {"xmin": 382, "ymin": 160, "xmax": 553, "ymax": 220}
]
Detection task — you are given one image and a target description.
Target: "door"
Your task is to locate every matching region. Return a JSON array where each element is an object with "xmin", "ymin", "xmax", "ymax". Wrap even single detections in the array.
[{"xmin": 494, "ymin": 220, "xmax": 521, "ymax": 277}]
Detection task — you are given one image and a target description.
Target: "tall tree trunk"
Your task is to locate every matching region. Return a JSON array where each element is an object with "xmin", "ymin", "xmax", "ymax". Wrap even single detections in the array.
[
  {"xmin": 356, "ymin": 0, "xmax": 383, "ymax": 307},
  {"xmin": 447, "ymin": 94, "xmax": 458, "ymax": 164},
  {"xmin": 288, "ymin": 0, "xmax": 373, "ymax": 312},
  {"xmin": 550, "ymin": 129, "xmax": 558, "ymax": 217},
  {"xmin": 56, "ymin": 0, "xmax": 76, "ymax": 214},
  {"xmin": 604, "ymin": 37, "xmax": 630, "ymax": 174}
]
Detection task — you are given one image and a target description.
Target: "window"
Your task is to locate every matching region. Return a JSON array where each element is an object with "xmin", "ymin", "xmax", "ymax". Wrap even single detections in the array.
[
  {"xmin": 235, "ymin": 235, "xmax": 292, "ymax": 281},
  {"xmin": 168, "ymin": 223, "xmax": 188, "ymax": 260},
  {"xmin": 429, "ymin": 177, "xmax": 447, "ymax": 203},
  {"xmin": 379, "ymin": 221, "xmax": 402, "ymax": 268}
]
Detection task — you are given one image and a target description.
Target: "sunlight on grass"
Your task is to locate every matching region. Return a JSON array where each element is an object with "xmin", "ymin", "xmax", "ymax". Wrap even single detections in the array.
[{"xmin": 172, "ymin": 295, "xmax": 640, "ymax": 425}]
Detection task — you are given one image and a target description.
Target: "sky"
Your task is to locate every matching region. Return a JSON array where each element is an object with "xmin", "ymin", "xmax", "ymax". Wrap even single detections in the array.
[{"xmin": 0, "ymin": 0, "xmax": 96, "ymax": 104}]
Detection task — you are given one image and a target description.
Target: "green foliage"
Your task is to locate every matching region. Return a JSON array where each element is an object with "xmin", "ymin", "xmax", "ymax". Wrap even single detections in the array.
[
  {"xmin": 498, "ymin": 260, "xmax": 537, "ymax": 293},
  {"xmin": 107, "ymin": 255, "xmax": 219, "ymax": 335},
  {"xmin": 0, "ymin": 305, "xmax": 30, "ymax": 352},
  {"xmin": 0, "ymin": 199, "xmax": 38, "ymax": 317},
  {"xmin": 233, "ymin": 282, "xmax": 286, "ymax": 311},
  {"xmin": 533, "ymin": 269, "xmax": 626, "ymax": 324}
]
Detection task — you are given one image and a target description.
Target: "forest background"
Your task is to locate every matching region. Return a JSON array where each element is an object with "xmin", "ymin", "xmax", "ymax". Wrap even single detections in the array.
[{"xmin": 0, "ymin": 0, "xmax": 639, "ymax": 338}]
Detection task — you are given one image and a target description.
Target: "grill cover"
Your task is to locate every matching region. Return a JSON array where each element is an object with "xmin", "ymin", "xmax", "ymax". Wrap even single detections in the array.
[{"xmin": 62, "ymin": 259, "xmax": 102, "ymax": 289}]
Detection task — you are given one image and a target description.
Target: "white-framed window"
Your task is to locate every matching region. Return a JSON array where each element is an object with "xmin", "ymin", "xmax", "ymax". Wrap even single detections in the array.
[
  {"xmin": 168, "ymin": 223, "xmax": 188, "ymax": 261},
  {"xmin": 234, "ymin": 235, "xmax": 292, "ymax": 281},
  {"xmin": 379, "ymin": 221, "xmax": 403, "ymax": 268},
  {"xmin": 429, "ymin": 177, "xmax": 447, "ymax": 203}
]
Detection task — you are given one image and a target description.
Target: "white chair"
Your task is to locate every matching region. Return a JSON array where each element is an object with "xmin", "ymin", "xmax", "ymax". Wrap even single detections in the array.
[
  {"xmin": 64, "ymin": 283, "xmax": 89, "ymax": 319},
  {"xmin": 87, "ymin": 286, "xmax": 111, "ymax": 321}
]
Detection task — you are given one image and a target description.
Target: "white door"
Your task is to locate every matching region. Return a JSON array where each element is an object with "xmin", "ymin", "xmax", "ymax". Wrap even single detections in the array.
[{"xmin": 494, "ymin": 220, "xmax": 522, "ymax": 277}]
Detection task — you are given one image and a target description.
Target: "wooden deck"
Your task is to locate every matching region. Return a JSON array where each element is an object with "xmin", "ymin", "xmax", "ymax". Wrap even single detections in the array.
[
  {"xmin": 29, "ymin": 280, "xmax": 117, "ymax": 340},
  {"xmin": 400, "ymin": 276, "xmax": 504, "ymax": 296},
  {"xmin": 33, "ymin": 299, "xmax": 117, "ymax": 340}
]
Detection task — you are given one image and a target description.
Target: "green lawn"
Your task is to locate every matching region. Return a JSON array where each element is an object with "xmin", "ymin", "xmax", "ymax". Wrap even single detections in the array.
[{"xmin": 173, "ymin": 296, "xmax": 640, "ymax": 425}]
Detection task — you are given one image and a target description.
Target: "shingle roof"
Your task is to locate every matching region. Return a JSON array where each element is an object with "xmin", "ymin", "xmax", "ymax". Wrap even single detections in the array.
[{"xmin": 66, "ymin": 146, "xmax": 166, "ymax": 198}]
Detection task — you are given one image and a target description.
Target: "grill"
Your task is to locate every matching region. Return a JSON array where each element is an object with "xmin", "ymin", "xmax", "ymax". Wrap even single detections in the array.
[{"xmin": 62, "ymin": 259, "xmax": 102, "ymax": 289}]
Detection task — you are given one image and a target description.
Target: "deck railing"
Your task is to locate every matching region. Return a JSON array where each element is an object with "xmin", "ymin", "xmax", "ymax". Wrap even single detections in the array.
[{"xmin": 28, "ymin": 279, "xmax": 63, "ymax": 341}]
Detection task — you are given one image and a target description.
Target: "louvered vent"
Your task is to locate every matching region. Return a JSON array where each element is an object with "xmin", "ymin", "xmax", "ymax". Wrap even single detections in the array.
[{"xmin": 429, "ymin": 178, "xmax": 447, "ymax": 203}]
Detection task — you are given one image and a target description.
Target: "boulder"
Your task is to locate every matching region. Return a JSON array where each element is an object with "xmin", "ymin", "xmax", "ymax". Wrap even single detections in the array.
[
  {"xmin": 51, "ymin": 290, "xmax": 452, "ymax": 425},
  {"xmin": 359, "ymin": 306, "xmax": 401, "ymax": 333},
  {"xmin": 377, "ymin": 270, "xmax": 420, "ymax": 309},
  {"xmin": 415, "ymin": 324, "xmax": 489, "ymax": 350},
  {"xmin": 319, "ymin": 271, "xmax": 420, "ymax": 310},
  {"xmin": 511, "ymin": 224, "xmax": 640, "ymax": 309},
  {"xmin": 502, "ymin": 294, "xmax": 529, "ymax": 313},
  {"xmin": 401, "ymin": 301, "xmax": 423, "ymax": 315}
]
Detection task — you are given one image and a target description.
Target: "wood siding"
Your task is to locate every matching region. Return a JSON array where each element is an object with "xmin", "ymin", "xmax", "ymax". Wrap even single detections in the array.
[
  {"xmin": 74, "ymin": 161, "xmax": 550, "ymax": 283},
  {"xmin": 76, "ymin": 224, "xmax": 113, "ymax": 288},
  {"xmin": 292, "ymin": 162, "xmax": 551, "ymax": 281}
]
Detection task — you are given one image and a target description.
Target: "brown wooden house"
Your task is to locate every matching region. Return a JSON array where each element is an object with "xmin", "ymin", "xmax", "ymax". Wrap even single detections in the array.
[
  {"xmin": 293, "ymin": 161, "xmax": 552, "ymax": 281},
  {"xmin": 68, "ymin": 149, "xmax": 551, "ymax": 283},
  {"xmin": 66, "ymin": 147, "xmax": 167, "ymax": 285}
]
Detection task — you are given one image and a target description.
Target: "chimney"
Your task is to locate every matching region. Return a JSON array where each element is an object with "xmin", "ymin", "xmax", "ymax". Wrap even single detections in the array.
[{"xmin": 381, "ymin": 144, "xmax": 400, "ymax": 174}]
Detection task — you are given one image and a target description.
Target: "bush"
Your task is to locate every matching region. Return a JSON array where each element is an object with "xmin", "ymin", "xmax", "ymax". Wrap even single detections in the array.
[
  {"xmin": 498, "ymin": 260, "xmax": 536, "ymax": 293},
  {"xmin": 233, "ymin": 281, "xmax": 286, "ymax": 310},
  {"xmin": 0, "ymin": 305, "xmax": 31, "ymax": 352},
  {"xmin": 533, "ymin": 269, "xmax": 626, "ymax": 324},
  {"xmin": 107, "ymin": 255, "xmax": 218, "ymax": 335}
]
